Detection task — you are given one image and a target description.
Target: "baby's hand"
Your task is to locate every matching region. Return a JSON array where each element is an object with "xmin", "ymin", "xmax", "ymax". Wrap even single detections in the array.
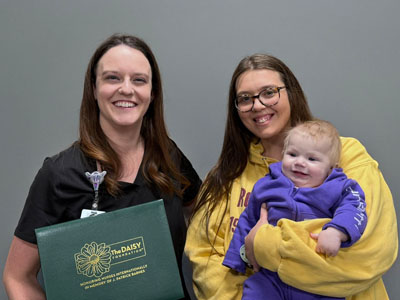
[{"xmin": 310, "ymin": 227, "xmax": 348, "ymax": 257}]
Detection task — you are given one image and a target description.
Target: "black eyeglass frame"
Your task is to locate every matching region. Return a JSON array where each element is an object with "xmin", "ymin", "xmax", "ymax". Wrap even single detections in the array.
[{"xmin": 235, "ymin": 86, "xmax": 286, "ymax": 112}]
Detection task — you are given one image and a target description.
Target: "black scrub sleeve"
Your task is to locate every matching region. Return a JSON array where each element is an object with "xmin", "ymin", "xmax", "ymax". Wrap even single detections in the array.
[{"xmin": 14, "ymin": 157, "xmax": 62, "ymax": 244}]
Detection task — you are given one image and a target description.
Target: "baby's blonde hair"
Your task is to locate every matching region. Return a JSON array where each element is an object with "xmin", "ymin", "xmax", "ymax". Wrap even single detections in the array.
[{"xmin": 283, "ymin": 119, "xmax": 341, "ymax": 167}]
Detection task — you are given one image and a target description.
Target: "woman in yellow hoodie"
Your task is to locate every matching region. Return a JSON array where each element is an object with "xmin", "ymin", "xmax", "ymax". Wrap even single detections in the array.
[{"xmin": 185, "ymin": 53, "xmax": 397, "ymax": 300}]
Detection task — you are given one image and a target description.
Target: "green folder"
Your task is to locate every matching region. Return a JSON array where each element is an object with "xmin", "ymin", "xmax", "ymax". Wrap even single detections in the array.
[{"xmin": 35, "ymin": 199, "xmax": 184, "ymax": 300}]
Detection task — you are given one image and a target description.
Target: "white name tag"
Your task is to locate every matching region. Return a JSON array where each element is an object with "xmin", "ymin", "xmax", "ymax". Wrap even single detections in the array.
[{"xmin": 80, "ymin": 209, "xmax": 106, "ymax": 218}]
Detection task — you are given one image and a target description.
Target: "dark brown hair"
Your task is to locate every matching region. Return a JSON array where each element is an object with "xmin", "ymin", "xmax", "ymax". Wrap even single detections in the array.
[
  {"xmin": 79, "ymin": 33, "xmax": 188, "ymax": 196},
  {"xmin": 192, "ymin": 54, "xmax": 313, "ymax": 245}
]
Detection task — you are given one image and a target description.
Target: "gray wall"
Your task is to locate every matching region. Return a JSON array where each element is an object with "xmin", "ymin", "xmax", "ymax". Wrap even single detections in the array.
[{"xmin": 1, "ymin": 0, "xmax": 398, "ymax": 299}]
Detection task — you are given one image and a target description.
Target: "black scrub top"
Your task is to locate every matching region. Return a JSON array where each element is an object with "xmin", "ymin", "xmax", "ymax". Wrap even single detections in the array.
[{"xmin": 15, "ymin": 142, "xmax": 201, "ymax": 299}]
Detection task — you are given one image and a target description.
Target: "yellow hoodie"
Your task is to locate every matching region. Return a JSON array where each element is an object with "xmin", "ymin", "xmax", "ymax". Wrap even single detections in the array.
[{"xmin": 185, "ymin": 137, "xmax": 398, "ymax": 300}]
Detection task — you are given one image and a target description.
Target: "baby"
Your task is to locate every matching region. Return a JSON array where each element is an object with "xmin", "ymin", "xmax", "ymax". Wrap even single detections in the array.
[{"xmin": 223, "ymin": 119, "xmax": 367, "ymax": 300}]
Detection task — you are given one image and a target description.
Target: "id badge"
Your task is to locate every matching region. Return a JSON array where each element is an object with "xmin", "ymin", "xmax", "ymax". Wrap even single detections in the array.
[{"xmin": 80, "ymin": 209, "xmax": 106, "ymax": 218}]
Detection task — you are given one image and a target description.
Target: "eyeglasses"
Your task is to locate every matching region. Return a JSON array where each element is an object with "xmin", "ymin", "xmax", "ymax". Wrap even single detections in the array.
[{"xmin": 235, "ymin": 86, "xmax": 286, "ymax": 112}]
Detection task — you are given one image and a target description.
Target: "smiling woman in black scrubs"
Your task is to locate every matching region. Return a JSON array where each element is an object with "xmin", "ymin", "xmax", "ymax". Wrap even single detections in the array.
[{"xmin": 3, "ymin": 33, "xmax": 201, "ymax": 300}]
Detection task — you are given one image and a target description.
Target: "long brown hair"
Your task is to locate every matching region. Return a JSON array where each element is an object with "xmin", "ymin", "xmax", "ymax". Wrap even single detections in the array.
[
  {"xmin": 79, "ymin": 33, "xmax": 188, "ymax": 197},
  {"xmin": 192, "ymin": 54, "xmax": 313, "ymax": 244}
]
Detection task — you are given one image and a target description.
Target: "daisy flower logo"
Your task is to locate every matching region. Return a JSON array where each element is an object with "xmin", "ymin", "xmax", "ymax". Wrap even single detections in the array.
[{"xmin": 74, "ymin": 242, "xmax": 111, "ymax": 278}]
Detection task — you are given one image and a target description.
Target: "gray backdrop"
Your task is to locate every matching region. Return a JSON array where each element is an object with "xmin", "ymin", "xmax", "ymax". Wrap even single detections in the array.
[{"xmin": 1, "ymin": 0, "xmax": 398, "ymax": 299}]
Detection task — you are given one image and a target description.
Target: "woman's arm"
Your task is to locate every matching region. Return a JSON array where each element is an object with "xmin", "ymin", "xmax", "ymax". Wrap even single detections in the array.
[
  {"xmin": 185, "ymin": 199, "xmax": 249, "ymax": 300},
  {"xmin": 3, "ymin": 236, "xmax": 46, "ymax": 300},
  {"xmin": 248, "ymin": 138, "xmax": 398, "ymax": 298}
]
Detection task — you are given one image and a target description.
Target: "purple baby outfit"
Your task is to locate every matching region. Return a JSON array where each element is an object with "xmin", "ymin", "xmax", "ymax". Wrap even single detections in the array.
[{"xmin": 223, "ymin": 162, "xmax": 367, "ymax": 300}]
